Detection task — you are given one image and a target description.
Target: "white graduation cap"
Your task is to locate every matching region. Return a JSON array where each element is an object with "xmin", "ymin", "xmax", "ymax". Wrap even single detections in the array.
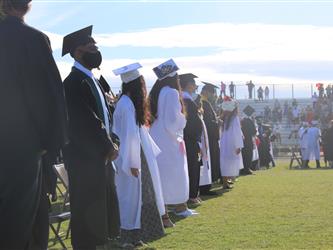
[
  {"xmin": 113, "ymin": 62, "xmax": 142, "ymax": 84},
  {"xmin": 153, "ymin": 59, "xmax": 179, "ymax": 80}
]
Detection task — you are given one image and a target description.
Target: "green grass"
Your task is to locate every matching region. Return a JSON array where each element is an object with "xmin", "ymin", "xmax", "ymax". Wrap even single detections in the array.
[{"xmin": 50, "ymin": 161, "xmax": 333, "ymax": 249}]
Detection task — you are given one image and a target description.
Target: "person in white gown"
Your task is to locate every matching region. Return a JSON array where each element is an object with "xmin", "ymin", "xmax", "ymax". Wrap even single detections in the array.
[
  {"xmin": 149, "ymin": 59, "xmax": 197, "ymax": 227},
  {"xmin": 112, "ymin": 63, "xmax": 165, "ymax": 247},
  {"xmin": 220, "ymin": 96, "xmax": 244, "ymax": 189},
  {"xmin": 302, "ymin": 121, "xmax": 321, "ymax": 168},
  {"xmin": 298, "ymin": 122, "xmax": 309, "ymax": 168}
]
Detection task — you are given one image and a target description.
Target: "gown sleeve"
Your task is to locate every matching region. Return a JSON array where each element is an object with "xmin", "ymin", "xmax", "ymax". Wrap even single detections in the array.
[
  {"xmin": 163, "ymin": 89, "xmax": 187, "ymax": 137},
  {"xmin": 115, "ymin": 99, "xmax": 141, "ymax": 176}
]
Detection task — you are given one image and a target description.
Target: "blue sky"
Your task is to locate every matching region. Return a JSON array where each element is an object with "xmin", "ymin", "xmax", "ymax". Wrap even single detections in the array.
[{"xmin": 26, "ymin": 0, "xmax": 333, "ymax": 98}]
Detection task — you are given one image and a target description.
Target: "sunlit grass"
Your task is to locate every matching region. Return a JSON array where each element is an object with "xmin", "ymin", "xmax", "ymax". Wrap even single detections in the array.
[{"xmin": 50, "ymin": 160, "xmax": 333, "ymax": 249}]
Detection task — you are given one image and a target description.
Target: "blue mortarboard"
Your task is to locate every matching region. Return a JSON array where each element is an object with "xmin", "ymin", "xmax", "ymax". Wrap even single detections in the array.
[
  {"xmin": 153, "ymin": 59, "xmax": 179, "ymax": 80},
  {"xmin": 113, "ymin": 62, "xmax": 142, "ymax": 84}
]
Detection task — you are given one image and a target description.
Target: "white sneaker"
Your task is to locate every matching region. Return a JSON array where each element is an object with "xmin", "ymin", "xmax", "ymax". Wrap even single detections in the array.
[{"xmin": 175, "ymin": 209, "xmax": 199, "ymax": 217}]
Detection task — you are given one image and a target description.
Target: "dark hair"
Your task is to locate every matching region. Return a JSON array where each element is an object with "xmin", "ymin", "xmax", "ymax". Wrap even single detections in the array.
[
  {"xmin": 121, "ymin": 76, "xmax": 150, "ymax": 127},
  {"xmin": 2, "ymin": 0, "xmax": 30, "ymax": 14},
  {"xmin": 149, "ymin": 74, "xmax": 185, "ymax": 123},
  {"xmin": 222, "ymin": 108, "xmax": 238, "ymax": 131}
]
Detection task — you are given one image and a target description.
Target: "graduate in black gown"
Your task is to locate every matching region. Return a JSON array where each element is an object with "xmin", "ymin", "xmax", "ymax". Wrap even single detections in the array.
[
  {"xmin": 241, "ymin": 105, "xmax": 257, "ymax": 175},
  {"xmin": 179, "ymin": 73, "xmax": 203, "ymax": 205},
  {"xmin": 199, "ymin": 82, "xmax": 221, "ymax": 195},
  {"xmin": 62, "ymin": 26, "xmax": 120, "ymax": 250},
  {"xmin": 0, "ymin": 1, "xmax": 68, "ymax": 249}
]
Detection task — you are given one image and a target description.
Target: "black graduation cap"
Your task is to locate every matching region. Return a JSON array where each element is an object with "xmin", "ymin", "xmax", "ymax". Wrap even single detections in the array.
[
  {"xmin": 202, "ymin": 81, "xmax": 219, "ymax": 92},
  {"xmin": 179, "ymin": 73, "xmax": 198, "ymax": 89},
  {"xmin": 99, "ymin": 75, "xmax": 111, "ymax": 93},
  {"xmin": 62, "ymin": 25, "xmax": 93, "ymax": 57},
  {"xmin": 243, "ymin": 105, "xmax": 255, "ymax": 117}
]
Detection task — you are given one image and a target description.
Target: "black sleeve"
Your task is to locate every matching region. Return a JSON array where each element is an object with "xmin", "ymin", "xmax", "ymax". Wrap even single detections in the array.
[
  {"xmin": 203, "ymin": 101, "xmax": 220, "ymax": 140},
  {"xmin": 184, "ymin": 99, "xmax": 203, "ymax": 142},
  {"xmin": 25, "ymin": 31, "xmax": 68, "ymax": 154}
]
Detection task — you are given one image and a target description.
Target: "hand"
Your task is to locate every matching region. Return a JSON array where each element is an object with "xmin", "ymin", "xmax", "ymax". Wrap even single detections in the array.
[
  {"xmin": 106, "ymin": 145, "xmax": 119, "ymax": 162},
  {"xmin": 105, "ymin": 92, "xmax": 115, "ymax": 104},
  {"xmin": 130, "ymin": 168, "xmax": 140, "ymax": 178},
  {"xmin": 235, "ymin": 148, "xmax": 241, "ymax": 155}
]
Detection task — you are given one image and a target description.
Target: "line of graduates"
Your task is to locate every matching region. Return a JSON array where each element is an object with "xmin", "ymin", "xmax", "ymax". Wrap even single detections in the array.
[{"xmin": 1, "ymin": 1, "xmax": 260, "ymax": 249}]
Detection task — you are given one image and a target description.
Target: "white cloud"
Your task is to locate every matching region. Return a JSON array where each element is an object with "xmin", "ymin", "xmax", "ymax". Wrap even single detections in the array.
[
  {"xmin": 48, "ymin": 22, "xmax": 333, "ymax": 61},
  {"xmin": 51, "ymin": 22, "xmax": 333, "ymax": 97}
]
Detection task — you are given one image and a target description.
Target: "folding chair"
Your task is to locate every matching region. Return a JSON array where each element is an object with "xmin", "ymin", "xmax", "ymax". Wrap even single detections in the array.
[
  {"xmin": 49, "ymin": 164, "xmax": 71, "ymax": 249},
  {"xmin": 49, "ymin": 211, "xmax": 71, "ymax": 250},
  {"xmin": 53, "ymin": 163, "xmax": 70, "ymax": 210},
  {"xmin": 289, "ymin": 146, "xmax": 302, "ymax": 169}
]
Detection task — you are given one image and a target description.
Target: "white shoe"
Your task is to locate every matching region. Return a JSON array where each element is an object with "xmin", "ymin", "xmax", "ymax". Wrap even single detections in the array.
[{"xmin": 175, "ymin": 209, "xmax": 199, "ymax": 217}]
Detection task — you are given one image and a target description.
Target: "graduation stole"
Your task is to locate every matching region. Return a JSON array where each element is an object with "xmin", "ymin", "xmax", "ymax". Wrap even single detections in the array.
[{"xmin": 82, "ymin": 77, "xmax": 107, "ymax": 124}]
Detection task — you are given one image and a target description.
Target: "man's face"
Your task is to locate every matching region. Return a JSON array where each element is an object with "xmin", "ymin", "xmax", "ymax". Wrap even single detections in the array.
[
  {"xmin": 76, "ymin": 38, "xmax": 99, "ymax": 58},
  {"xmin": 187, "ymin": 81, "xmax": 198, "ymax": 94}
]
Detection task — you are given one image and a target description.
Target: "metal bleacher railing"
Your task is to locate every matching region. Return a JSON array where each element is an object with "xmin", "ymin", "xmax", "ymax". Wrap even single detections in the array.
[{"xmin": 110, "ymin": 83, "xmax": 319, "ymax": 100}]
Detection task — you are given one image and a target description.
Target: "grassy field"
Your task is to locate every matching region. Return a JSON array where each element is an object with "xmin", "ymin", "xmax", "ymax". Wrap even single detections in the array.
[{"xmin": 50, "ymin": 160, "xmax": 333, "ymax": 249}]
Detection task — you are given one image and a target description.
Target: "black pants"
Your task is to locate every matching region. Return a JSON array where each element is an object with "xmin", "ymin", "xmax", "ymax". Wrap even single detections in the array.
[
  {"xmin": 0, "ymin": 154, "xmax": 49, "ymax": 250},
  {"xmin": 106, "ymin": 164, "xmax": 120, "ymax": 239},
  {"xmin": 185, "ymin": 141, "xmax": 201, "ymax": 199},
  {"xmin": 242, "ymin": 147, "xmax": 253, "ymax": 171}
]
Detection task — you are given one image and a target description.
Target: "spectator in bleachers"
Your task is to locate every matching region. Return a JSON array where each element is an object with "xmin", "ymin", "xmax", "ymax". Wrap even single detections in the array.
[
  {"xmin": 287, "ymin": 106, "xmax": 293, "ymax": 128},
  {"xmin": 292, "ymin": 105, "xmax": 300, "ymax": 125},
  {"xmin": 246, "ymin": 80, "xmax": 255, "ymax": 99},
  {"xmin": 312, "ymin": 92, "xmax": 318, "ymax": 109},
  {"xmin": 264, "ymin": 106, "xmax": 271, "ymax": 122},
  {"xmin": 229, "ymin": 81, "xmax": 235, "ymax": 98},
  {"xmin": 257, "ymin": 87, "xmax": 264, "ymax": 101},
  {"xmin": 326, "ymin": 84, "xmax": 332, "ymax": 98},
  {"xmin": 221, "ymin": 81, "xmax": 226, "ymax": 97},
  {"xmin": 273, "ymin": 124, "xmax": 282, "ymax": 144},
  {"xmin": 264, "ymin": 86, "xmax": 270, "ymax": 100},
  {"xmin": 283, "ymin": 100, "xmax": 289, "ymax": 117}
]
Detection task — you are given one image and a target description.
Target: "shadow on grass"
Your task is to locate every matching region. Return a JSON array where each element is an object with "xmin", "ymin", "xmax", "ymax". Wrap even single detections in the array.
[{"xmin": 290, "ymin": 167, "xmax": 333, "ymax": 171}]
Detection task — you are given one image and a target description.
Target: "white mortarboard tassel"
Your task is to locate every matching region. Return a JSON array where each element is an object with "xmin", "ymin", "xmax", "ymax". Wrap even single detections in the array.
[{"xmin": 113, "ymin": 62, "xmax": 142, "ymax": 84}]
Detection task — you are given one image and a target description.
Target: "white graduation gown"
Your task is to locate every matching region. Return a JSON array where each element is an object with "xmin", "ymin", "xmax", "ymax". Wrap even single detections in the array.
[
  {"xmin": 304, "ymin": 127, "xmax": 321, "ymax": 160},
  {"xmin": 199, "ymin": 119, "xmax": 212, "ymax": 186},
  {"xmin": 220, "ymin": 116, "xmax": 244, "ymax": 177},
  {"xmin": 113, "ymin": 95, "xmax": 165, "ymax": 230},
  {"xmin": 149, "ymin": 86, "xmax": 189, "ymax": 205},
  {"xmin": 298, "ymin": 127, "xmax": 309, "ymax": 160}
]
